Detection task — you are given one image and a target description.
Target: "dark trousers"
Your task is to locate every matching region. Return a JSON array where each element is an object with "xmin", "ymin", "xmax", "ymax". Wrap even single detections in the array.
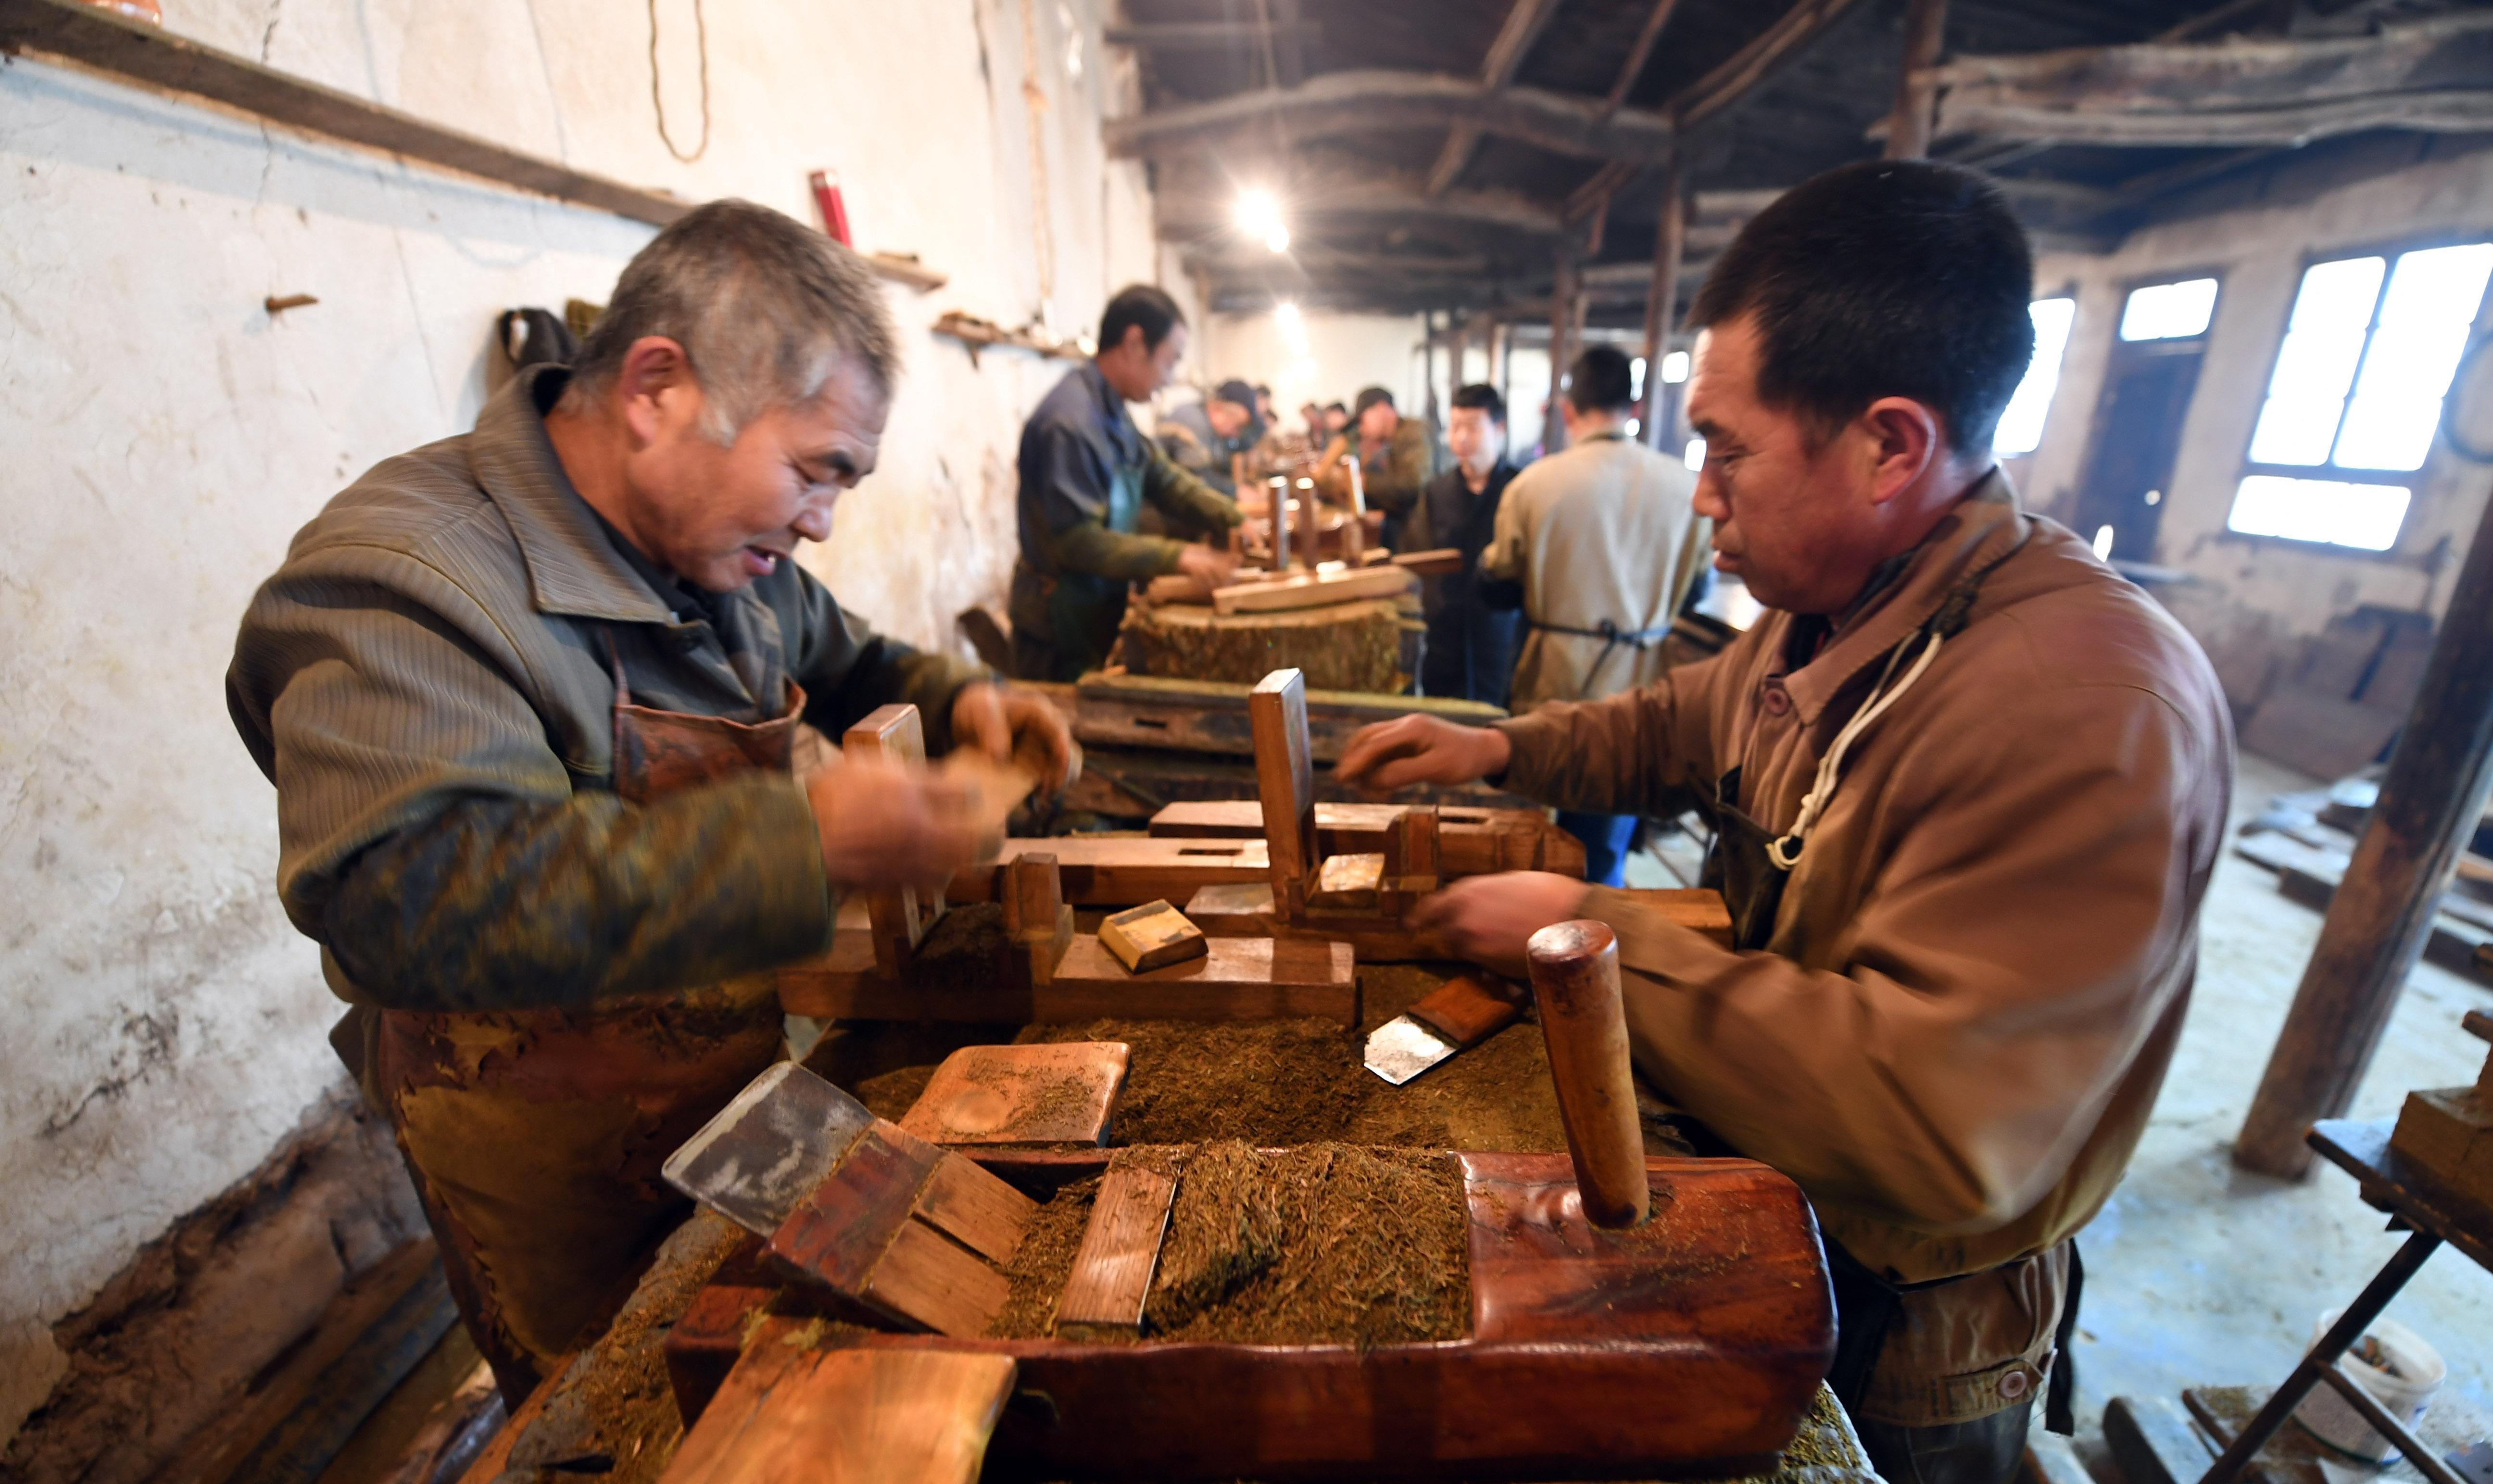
[
  {"xmin": 1852, "ymin": 1405, "xmax": 2033, "ymax": 1484},
  {"xmin": 1557, "ymin": 810, "xmax": 1637, "ymax": 887}
]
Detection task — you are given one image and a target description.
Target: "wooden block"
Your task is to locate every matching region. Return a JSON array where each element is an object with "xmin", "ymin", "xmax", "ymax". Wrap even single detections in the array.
[
  {"xmin": 1384, "ymin": 805, "xmax": 1441, "ymax": 893},
  {"xmin": 1309, "ymin": 852, "xmax": 1384, "ymax": 911},
  {"xmin": 848, "ymin": 704, "xmax": 935, "ymax": 972},
  {"xmin": 1390, "ymin": 547, "xmax": 1465, "ymax": 576},
  {"xmin": 664, "ymin": 1344, "xmax": 1018, "ymax": 1484},
  {"xmin": 766, "ymin": 1123, "xmax": 936, "ymax": 1295},
  {"xmin": 1072, "ymin": 671, "xmax": 1508, "ymax": 764},
  {"xmin": 1251, "ymin": 668, "xmax": 1318, "ymax": 921},
  {"xmin": 2391, "ymin": 1084, "xmax": 2493, "ymax": 1205},
  {"xmin": 1211, "ymin": 564, "xmax": 1413, "ymax": 615},
  {"xmin": 897, "ymin": 1042, "xmax": 1129, "ymax": 1147},
  {"xmin": 1099, "ymin": 899, "xmax": 1209, "ymax": 971},
  {"xmin": 1002, "ymin": 854, "xmax": 1074, "ymax": 985},
  {"xmin": 911, "ymin": 1149, "xmax": 1039, "ymax": 1266},
  {"xmin": 861, "ymin": 1217, "xmax": 1013, "ymax": 1337},
  {"xmin": 1055, "ymin": 1163, "xmax": 1178, "ymax": 1338},
  {"xmin": 1406, "ymin": 974, "xmax": 1522, "ymax": 1048},
  {"xmin": 1151, "ymin": 799, "xmax": 1576, "ymax": 880},
  {"xmin": 950, "ymin": 836, "xmax": 1272, "ymax": 907},
  {"xmin": 1047, "ymin": 934, "xmax": 1358, "ymax": 1026}
]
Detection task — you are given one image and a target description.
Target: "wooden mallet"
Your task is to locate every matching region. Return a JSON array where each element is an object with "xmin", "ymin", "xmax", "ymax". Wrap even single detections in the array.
[{"xmin": 1525, "ymin": 919, "xmax": 1650, "ymax": 1228}]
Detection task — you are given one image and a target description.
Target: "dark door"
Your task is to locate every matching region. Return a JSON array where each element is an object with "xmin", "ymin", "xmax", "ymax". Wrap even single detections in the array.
[{"xmin": 2071, "ymin": 341, "xmax": 2204, "ymax": 563}]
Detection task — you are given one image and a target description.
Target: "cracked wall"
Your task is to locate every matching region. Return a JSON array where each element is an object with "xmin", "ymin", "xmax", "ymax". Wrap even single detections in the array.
[{"xmin": 0, "ymin": 0, "xmax": 1180, "ymax": 1446}]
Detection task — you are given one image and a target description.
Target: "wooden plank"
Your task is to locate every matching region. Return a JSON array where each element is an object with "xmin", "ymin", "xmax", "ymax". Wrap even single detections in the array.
[
  {"xmin": 1883, "ymin": 0, "xmax": 1950, "ymax": 160},
  {"xmin": 1407, "ymin": 974, "xmax": 1523, "ymax": 1048},
  {"xmin": 1210, "ymin": 565, "xmax": 1414, "ymax": 615},
  {"xmin": 863, "ymin": 1219, "xmax": 1013, "ymax": 1337},
  {"xmin": 765, "ymin": 1123, "xmax": 935, "ymax": 1298},
  {"xmin": 848, "ymin": 704, "xmax": 935, "ymax": 973},
  {"xmin": 663, "ymin": 1346, "xmax": 1017, "ymax": 1484},
  {"xmin": 1072, "ymin": 670, "xmax": 1507, "ymax": 764},
  {"xmin": 1054, "ymin": 1164, "xmax": 1178, "ymax": 1337},
  {"xmin": 1101, "ymin": 69, "xmax": 1677, "ymax": 166},
  {"xmin": 2101, "ymin": 1395, "xmax": 2216, "ymax": 1484},
  {"xmin": 1667, "ymin": 0, "xmax": 1870, "ymax": 130},
  {"xmin": 1099, "ymin": 900, "xmax": 1209, "ymax": 971},
  {"xmin": 897, "ymin": 1043, "xmax": 1129, "ymax": 1148},
  {"xmin": 952, "ymin": 836, "xmax": 1272, "ymax": 906},
  {"xmin": 910, "ymin": 1152, "xmax": 1040, "ymax": 1267},
  {"xmin": 1047, "ymin": 935, "xmax": 1359, "ymax": 1026},
  {"xmin": 1184, "ymin": 882, "xmax": 1736, "ymax": 956},
  {"xmin": 1151, "ymin": 798, "xmax": 1583, "ymax": 877},
  {"xmin": 1252, "ymin": 669, "xmax": 1319, "ymax": 920}
]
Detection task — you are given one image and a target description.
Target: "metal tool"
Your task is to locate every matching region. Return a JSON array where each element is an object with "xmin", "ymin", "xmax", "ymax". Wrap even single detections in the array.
[
  {"xmin": 662, "ymin": 1061, "xmax": 876, "ymax": 1236},
  {"xmin": 1363, "ymin": 973, "xmax": 1522, "ymax": 1085}
]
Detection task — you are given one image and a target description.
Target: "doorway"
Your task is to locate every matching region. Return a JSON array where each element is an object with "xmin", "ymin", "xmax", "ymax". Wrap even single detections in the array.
[{"xmin": 2071, "ymin": 276, "xmax": 2220, "ymax": 564}]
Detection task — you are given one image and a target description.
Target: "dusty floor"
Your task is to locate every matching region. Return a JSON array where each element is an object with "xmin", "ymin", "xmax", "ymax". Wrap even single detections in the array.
[{"xmin": 1634, "ymin": 751, "xmax": 2493, "ymax": 1434}]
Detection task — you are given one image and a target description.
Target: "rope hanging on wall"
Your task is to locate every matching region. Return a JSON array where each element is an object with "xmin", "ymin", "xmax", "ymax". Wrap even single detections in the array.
[{"xmin": 648, "ymin": 0, "xmax": 712, "ymax": 164}]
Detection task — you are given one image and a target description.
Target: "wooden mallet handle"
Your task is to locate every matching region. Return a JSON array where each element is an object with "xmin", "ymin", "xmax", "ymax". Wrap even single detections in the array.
[{"xmin": 1526, "ymin": 919, "xmax": 1649, "ymax": 1228}]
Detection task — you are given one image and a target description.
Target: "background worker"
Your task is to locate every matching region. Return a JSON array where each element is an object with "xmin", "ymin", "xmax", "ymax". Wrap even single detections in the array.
[
  {"xmin": 1334, "ymin": 161, "xmax": 2232, "ymax": 1484},
  {"xmin": 226, "ymin": 201, "xmax": 1079, "ymax": 1403},
  {"xmin": 1009, "ymin": 286, "xmax": 1243, "ymax": 680},
  {"xmin": 1481, "ymin": 344, "xmax": 1703, "ymax": 884},
  {"xmin": 1410, "ymin": 383, "xmax": 1523, "ymax": 704},
  {"xmin": 1317, "ymin": 386, "xmax": 1436, "ymax": 549},
  {"xmin": 1156, "ymin": 377, "xmax": 1263, "ymax": 496}
]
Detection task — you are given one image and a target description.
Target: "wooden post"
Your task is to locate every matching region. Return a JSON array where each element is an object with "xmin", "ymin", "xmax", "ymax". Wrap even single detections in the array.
[
  {"xmin": 2235, "ymin": 476, "xmax": 2493, "ymax": 1177},
  {"xmin": 1422, "ymin": 310, "xmax": 1442, "ymax": 430},
  {"xmin": 1489, "ymin": 317, "xmax": 1511, "ymax": 397},
  {"xmin": 1267, "ymin": 475, "xmax": 1291, "ymax": 572},
  {"xmin": 1883, "ymin": 0, "xmax": 1949, "ymax": 161},
  {"xmin": 1638, "ymin": 160, "xmax": 1685, "ymax": 451},
  {"xmin": 1448, "ymin": 316, "xmax": 1471, "ymax": 393},
  {"xmin": 1547, "ymin": 245, "xmax": 1579, "ymax": 453},
  {"xmin": 1249, "ymin": 668, "xmax": 1318, "ymax": 924},
  {"xmin": 1525, "ymin": 919, "xmax": 1649, "ymax": 1228}
]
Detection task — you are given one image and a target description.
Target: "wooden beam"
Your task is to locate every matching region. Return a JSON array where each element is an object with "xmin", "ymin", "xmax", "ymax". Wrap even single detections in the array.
[
  {"xmin": 1667, "ymin": 0, "xmax": 1871, "ymax": 129},
  {"xmin": 1156, "ymin": 157, "xmax": 1563, "ymax": 237},
  {"xmin": 1883, "ymin": 0, "xmax": 1950, "ymax": 160},
  {"xmin": 1183, "ymin": 245, "xmax": 1496, "ymax": 279},
  {"xmin": 1637, "ymin": 161, "xmax": 1685, "ymax": 450},
  {"xmin": 1104, "ymin": 22, "xmax": 1321, "ymax": 50},
  {"xmin": 1603, "ymin": 0, "xmax": 1688, "ymax": 119},
  {"xmin": 1547, "ymin": 243, "xmax": 1580, "ymax": 453},
  {"xmin": 1270, "ymin": 0, "xmax": 1308, "ymax": 89},
  {"xmin": 1927, "ymin": 12, "xmax": 2493, "ymax": 149},
  {"xmin": 2235, "ymin": 469, "xmax": 2493, "ymax": 1178},
  {"xmin": 1425, "ymin": 0, "xmax": 1568, "ymax": 197},
  {"xmin": 1106, "ymin": 70, "xmax": 1675, "ymax": 165}
]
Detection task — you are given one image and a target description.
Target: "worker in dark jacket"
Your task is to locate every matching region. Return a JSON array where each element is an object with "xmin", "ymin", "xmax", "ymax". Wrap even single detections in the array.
[
  {"xmin": 1009, "ymin": 286, "xmax": 1242, "ymax": 680},
  {"xmin": 1315, "ymin": 386, "xmax": 1436, "ymax": 550},
  {"xmin": 1412, "ymin": 383, "xmax": 1523, "ymax": 704}
]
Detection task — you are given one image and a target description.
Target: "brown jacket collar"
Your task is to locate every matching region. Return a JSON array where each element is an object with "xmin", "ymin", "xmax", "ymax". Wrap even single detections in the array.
[{"xmin": 1780, "ymin": 468, "xmax": 2028, "ymax": 728}]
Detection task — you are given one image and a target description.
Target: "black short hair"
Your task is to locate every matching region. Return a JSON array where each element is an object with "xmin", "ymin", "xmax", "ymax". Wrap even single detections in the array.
[
  {"xmin": 1325, "ymin": 401, "xmax": 1348, "ymax": 415},
  {"xmin": 1099, "ymin": 284, "xmax": 1185, "ymax": 352},
  {"xmin": 1565, "ymin": 347, "xmax": 1637, "ymax": 414},
  {"xmin": 1450, "ymin": 382, "xmax": 1507, "ymax": 424},
  {"xmin": 1354, "ymin": 386, "xmax": 1395, "ymax": 418},
  {"xmin": 1689, "ymin": 160, "xmax": 2034, "ymax": 452}
]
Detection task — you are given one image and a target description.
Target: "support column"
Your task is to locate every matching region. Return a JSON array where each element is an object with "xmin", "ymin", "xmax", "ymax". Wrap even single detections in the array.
[
  {"xmin": 1548, "ymin": 245, "xmax": 1580, "ymax": 453},
  {"xmin": 1638, "ymin": 160, "xmax": 1686, "ymax": 451},
  {"xmin": 1883, "ymin": 0, "xmax": 1949, "ymax": 161},
  {"xmin": 2235, "ymin": 474, "xmax": 2493, "ymax": 1176}
]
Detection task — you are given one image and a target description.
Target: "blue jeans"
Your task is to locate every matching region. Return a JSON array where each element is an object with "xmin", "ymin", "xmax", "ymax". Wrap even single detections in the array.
[{"xmin": 1557, "ymin": 811, "xmax": 1637, "ymax": 888}]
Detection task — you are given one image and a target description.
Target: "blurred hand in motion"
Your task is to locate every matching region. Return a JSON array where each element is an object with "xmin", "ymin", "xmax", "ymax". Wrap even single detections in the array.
[
  {"xmin": 806, "ymin": 757, "xmax": 986, "ymax": 897},
  {"xmin": 1410, "ymin": 872, "xmax": 1592, "ymax": 980},
  {"xmin": 951, "ymin": 681, "xmax": 1082, "ymax": 791},
  {"xmin": 1174, "ymin": 543, "xmax": 1240, "ymax": 587},
  {"xmin": 1334, "ymin": 715, "xmax": 1512, "ymax": 793}
]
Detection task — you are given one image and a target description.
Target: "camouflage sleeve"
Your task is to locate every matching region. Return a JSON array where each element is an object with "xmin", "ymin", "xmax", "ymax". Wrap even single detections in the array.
[
  {"xmin": 1047, "ymin": 516, "xmax": 1191, "ymax": 581},
  {"xmin": 321, "ymin": 776, "xmax": 833, "ymax": 1012},
  {"xmin": 1141, "ymin": 448, "xmax": 1244, "ymax": 535}
]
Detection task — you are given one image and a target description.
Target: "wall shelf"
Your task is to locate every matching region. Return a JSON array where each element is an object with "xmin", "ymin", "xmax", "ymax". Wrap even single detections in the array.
[{"xmin": 0, "ymin": 0, "xmax": 942, "ymax": 291}]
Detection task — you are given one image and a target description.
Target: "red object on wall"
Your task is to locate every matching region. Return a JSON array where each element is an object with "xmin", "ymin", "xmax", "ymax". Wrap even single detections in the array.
[{"xmin": 808, "ymin": 171, "xmax": 852, "ymax": 247}]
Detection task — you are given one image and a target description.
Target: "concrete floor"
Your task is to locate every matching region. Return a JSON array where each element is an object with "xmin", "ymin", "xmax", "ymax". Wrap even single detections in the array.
[{"xmin": 1627, "ymin": 751, "xmax": 2493, "ymax": 1432}]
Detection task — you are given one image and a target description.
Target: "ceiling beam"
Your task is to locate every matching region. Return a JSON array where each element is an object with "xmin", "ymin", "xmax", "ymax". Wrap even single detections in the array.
[
  {"xmin": 1268, "ymin": 0, "xmax": 1308, "ymax": 89},
  {"xmin": 1927, "ymin": 11, "xmax": 2493, "ymax": 148},
  {"xmin": 1670, "ymin": 0, "xmax": 1872, "ymax": 130},
  {"xmin": 1602, "ymin": 0, "xmax": 1688, "ymax": 120},
  {"xmin": 1156, "ymin": 162, "xmax": 1565, "ymax": 238},
  {"xmin": 1105, "ymin": 69, "xmax": 1675, "ymax": 165},
  {"xmin": 1184, "ymin": 245, "xmax": 1496, "ymax": 279},
  {"xmin": 1425, "ymin": 0, "xmax": 1568, "ymax": 197},
  {"xmin": 1103, "ymin": 22, "xmax": 1322, "ymax": 50}
]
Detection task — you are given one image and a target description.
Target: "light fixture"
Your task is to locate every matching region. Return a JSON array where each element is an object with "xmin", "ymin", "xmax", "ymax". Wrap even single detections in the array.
[{"xmin": 1235, "ymin": 189, "xmax": 1291, "ymax": 255}]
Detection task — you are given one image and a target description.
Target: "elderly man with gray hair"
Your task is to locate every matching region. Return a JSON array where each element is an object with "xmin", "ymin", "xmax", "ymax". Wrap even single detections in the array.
[{"xmin": 227, "ymin": 200, "xmax": 1076, "ymax": 1403}]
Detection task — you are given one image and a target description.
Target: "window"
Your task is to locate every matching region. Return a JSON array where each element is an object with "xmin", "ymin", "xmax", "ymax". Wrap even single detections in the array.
[
  {"xmin": 2229, "ymin": 242, "xmax": 2493, "ymax": 552},
  {"xmin": 1684, "ymin": 437, "xmax": 1707, "ymax": 472},
  {"xmin": 1994, "ymin": 297, "xmax": 2077, "ymax": 456},
  {"xmin": 2120, "ymin": 278, "xmax": 2219, "ymax": 341}
]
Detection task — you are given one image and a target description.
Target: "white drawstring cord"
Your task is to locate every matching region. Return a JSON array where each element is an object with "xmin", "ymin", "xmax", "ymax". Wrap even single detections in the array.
[{"xmin": 1765, "ymin": 628, "xmax": 1947, "ymax": 870}]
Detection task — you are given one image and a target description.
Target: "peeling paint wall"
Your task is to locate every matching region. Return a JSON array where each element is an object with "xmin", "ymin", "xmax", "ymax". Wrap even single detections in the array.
[
  {"xmin": 2020, "ymin": 137, "xmax": 2493, "ymax": 710},
  {"xmin": 0, "ymin": 0, "xmax": 1176, "ymax": 1446}
]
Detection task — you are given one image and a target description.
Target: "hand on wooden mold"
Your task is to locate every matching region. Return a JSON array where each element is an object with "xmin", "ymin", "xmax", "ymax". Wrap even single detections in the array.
[
  {"xmin": 1334, "ymin": 713, "xmax": 1512, "ymax": 793},
  {"xmin": 805, "ymin": 756, "xmax": 986, "ymax": 895},
  {"xmin": 1409, "ymin": 871, "xmax": 1592, "ymax": 979},
  {"xmin": 951, "ymin": 681, "xmax": 1082, "ymax": 791}
]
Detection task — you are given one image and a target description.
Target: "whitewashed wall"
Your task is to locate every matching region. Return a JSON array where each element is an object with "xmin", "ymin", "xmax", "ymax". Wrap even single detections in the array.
[
  {"xmin": 0, "ymin": 0, "xmax": 1179, "ymax": 1442},
  {"xmin": 2018, "ymin": 139, "xmax": 2493, "ymax": 704},
  {"xmin": 1202, "ymin": 308, "xmax": 1428, "ymax": 433}
]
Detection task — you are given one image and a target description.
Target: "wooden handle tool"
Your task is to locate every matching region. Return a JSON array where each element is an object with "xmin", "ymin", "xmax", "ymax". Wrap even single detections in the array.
[{"xmin": 1525, "ymin": 919, "xmax": 1649, "ymax": 1228}]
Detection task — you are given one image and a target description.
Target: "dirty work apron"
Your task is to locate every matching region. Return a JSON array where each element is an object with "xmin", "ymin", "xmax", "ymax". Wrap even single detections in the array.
[
  {"xmin": 1688, "ymin": 536, "xmax": 2078, "ymax": 1434},
  {"xmin": 372, "ymin": 646, "xmax": 804, "ymax": 1404},
  {"xmin": 1010, "ymin": 461, "xmax": 1147, "ymax": 681}
]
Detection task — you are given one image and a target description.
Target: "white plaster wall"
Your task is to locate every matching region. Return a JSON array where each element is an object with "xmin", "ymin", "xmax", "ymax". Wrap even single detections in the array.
[
  {"xmin": 1204, "ymin": 309, "xmax": 1428, "ymax": 433},
  {"xmin": 0, "ymin": 0, "xmax": 1162, "ymax": 1443},
  {"xmin": 2017, "ymin": 143, "xmax": 2493, "ymax": 700}
]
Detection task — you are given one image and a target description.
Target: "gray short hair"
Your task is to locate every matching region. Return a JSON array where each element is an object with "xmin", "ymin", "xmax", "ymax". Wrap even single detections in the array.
[{"xmin": 560, "ymin": 199, "xmax": 900, "ymax": 443}]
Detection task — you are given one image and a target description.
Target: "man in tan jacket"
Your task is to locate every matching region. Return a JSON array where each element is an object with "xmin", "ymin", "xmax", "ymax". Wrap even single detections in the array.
[{"xmin": 1337, "ymin": 162, "xmax": 2232, "ymax": 1484}]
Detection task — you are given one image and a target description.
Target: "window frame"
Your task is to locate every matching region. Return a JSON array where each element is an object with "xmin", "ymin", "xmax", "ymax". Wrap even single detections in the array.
[
  {"xmin": 2113, "ymin": 270, "xmax": 2225, "ymax": 345},
  {"xmin": 2227, "ymin": 228, "xmax": 2493, "ymax": 558},
  {"xmin": 1995, "ymin": 280, "xmax": 2080, "ymax": 463}
]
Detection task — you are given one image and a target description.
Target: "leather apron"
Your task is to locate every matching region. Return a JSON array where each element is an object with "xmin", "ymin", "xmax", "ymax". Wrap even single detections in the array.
[
  {"xmin": 372, "ymin": 647, "xmax": 802, "ymax": 1404},
  {"xmin": 1687, "ymin": 539, "xmax": 2078, "ymax": 1434}
]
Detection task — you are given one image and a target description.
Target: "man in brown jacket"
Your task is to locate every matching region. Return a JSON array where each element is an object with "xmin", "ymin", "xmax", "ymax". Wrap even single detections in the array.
[
  {"xmin": 1337, "ymin": 162, "xmax": 2232, "ymax": 1484},
  {"xmin": 1316, "ymin": 386, "xmax": 1437, "ymax": 549}
]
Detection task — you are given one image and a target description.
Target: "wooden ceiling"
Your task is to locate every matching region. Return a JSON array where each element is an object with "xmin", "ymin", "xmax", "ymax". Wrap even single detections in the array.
[{"xmin": 1105, "ymin": 0, "xmax": 2493, "ymax": 324}]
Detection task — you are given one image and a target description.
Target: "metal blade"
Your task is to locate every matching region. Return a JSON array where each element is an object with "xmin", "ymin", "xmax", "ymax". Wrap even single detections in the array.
[
  {"xmin": 1363, "ymin": 1015, "xmax": 1461, "ymax": 1086},
  {"xmin": 662, "ymin": 1061, "xmax": 877, "ymax": 1236}
]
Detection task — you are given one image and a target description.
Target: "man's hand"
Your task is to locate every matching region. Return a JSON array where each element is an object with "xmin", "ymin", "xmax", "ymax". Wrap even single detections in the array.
[
  {"xmin": 805, "ymin": 758, "xmax": 986, "ymax": 896},
  {"xmin": 951, "ymin": 682, "xmax": 1082, "ymax": 791},
  {"xmin": 1334, "ymin": 715, "xmax": 1511, "ymax": 792},
  {"xmin": 1174, "ymin": 543, "xmax": 1239, "ymax": 586},
  {"xmin": 1410, "ymin": 872, "xmax": 1593, "ymax": 979}
]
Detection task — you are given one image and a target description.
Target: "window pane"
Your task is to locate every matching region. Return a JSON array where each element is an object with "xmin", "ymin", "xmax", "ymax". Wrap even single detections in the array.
[
  {"xmin": 1994, "ymin": 298, "xmax": 2076, "ymax": 456},
  {"xmin": 2289, "ymin": 256, "xmax": 2386, "ymax": 334},
  {"xmin": 2250, "ymin": 391, "xmax": 2354, "ymax": 466},
  {"xmin": 2227, "ymin": 475, "xmax": 2410, "ymax": 551},
  {"xmin": 1684, "ymin": 437, "xmax": 1707, "ymax": 472},
  {"xmin": 2333, "ymin": 244, "xmax": 2493, "ymax": 471},
  {"xmin": 2247, "ymin": 258, "xmax": 2383, "ymax": 465},
  {"xmin": 2120, "ymin": 277, "xmax": 2219, "ymax": 340}
]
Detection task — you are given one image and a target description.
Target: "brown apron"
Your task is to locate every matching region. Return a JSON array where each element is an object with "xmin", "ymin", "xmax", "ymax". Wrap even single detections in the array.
[{"xmin": 373, "ymin": 649, "xmax": 805, "ymax": 1403}]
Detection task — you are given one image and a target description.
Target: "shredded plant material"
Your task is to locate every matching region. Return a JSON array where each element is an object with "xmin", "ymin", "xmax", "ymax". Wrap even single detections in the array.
[{"xmin": 988, "ymin": 1173, "xmax": 1104, "ymax": 1339}]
